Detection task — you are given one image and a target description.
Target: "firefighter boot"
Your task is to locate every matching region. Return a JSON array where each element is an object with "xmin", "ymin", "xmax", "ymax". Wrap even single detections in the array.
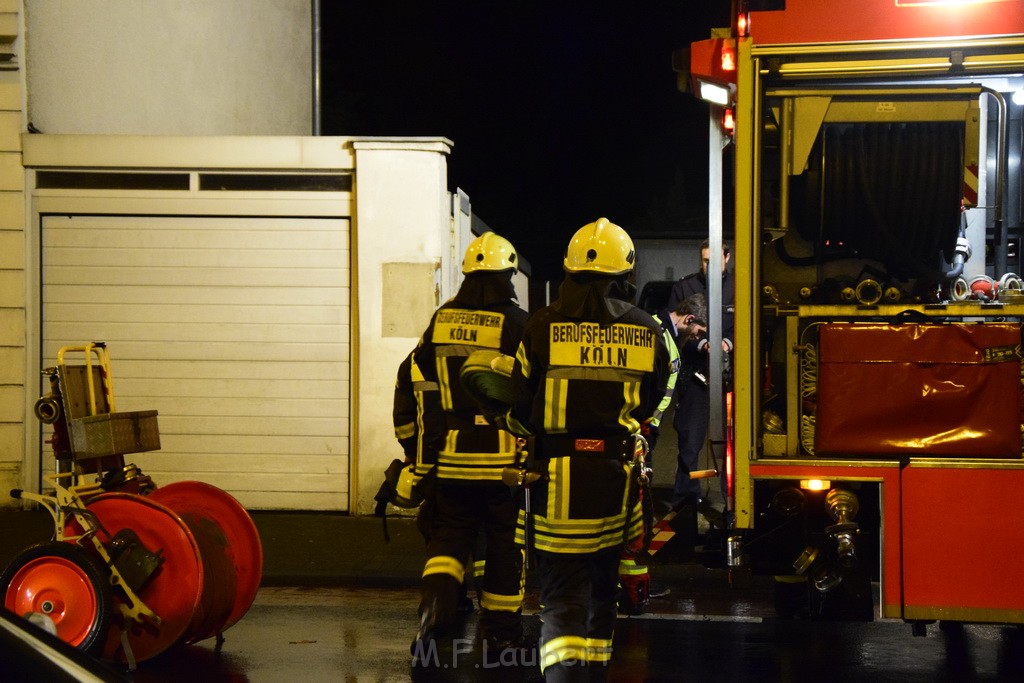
[
  {"xmin": 410, "ymin": 596, "xmax": 462, "ymax": 668},
  {"xmin": 411, "ymin": 575, "xmax": 461, "ymax": 667},
  {"xmin": 479, "ymin": 607, "xmax": 525, "ymax": 652},
  {"xmin": 411, "ymin": 597, "xmax": 442, "ymax": 667}
]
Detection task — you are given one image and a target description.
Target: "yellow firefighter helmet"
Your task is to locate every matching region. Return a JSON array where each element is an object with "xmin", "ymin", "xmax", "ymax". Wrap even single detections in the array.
[
  {"xmin": 375, "ymin": 459, "xmax": 423, "ymax": 510},
  {"xmin": 392, "ymin": 462, "xmax": 422, "ymax": 508},
  {"xmin": 563, "ymin": 217, "xmax": 635, "ymax": 275},
  {"xmin": 462, "ymin": 232, "xmax": 518, "ymax": 274}
]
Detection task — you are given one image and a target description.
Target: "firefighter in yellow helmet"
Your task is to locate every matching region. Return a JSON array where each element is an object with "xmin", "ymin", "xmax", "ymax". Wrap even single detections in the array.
[
  {"xmin": 410, "ymin": 232, "xmax": 529, "ymax": 662},
  {"xmin": 505, "ymin": 218, "xmax": 672, "ymax": 681}
]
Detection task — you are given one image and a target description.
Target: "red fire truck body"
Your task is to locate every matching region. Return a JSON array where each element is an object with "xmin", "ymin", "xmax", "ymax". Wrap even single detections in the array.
[{"xmin": 689, "ymin": 0, "xmax": 1024, "ymax": 625}]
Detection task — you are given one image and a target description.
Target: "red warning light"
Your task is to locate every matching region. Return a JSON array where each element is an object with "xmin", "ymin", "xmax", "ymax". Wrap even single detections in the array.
[
  {"xmin": 737, "ymin": 12, "xmax": 750, "ymax": 38},
  {"xmin": 721, "ymin": 39, "xmax": 737, "ymax": 72},
  {"xmin": 722, "ymin": 107, "xmax": 736, "ymax": 133}
]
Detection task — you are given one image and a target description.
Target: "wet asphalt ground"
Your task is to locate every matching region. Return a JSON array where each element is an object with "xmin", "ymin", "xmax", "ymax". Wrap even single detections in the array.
[
  {"xmin": 3, "ymin": 421, "xmax": 1024, "ymax": 681},
  {"xmin": 5, "ymin": 504, "xmax": 1024, "ymax": 682},
  {"xmin": 120, "ymin": 584, "xmax": 1024, "ymax": 683}
]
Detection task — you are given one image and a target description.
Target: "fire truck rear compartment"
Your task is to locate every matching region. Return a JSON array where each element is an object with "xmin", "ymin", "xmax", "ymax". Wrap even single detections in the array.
[{"xmin": 746, "ymin": 479, "xmax": 880, "ymax": 621}]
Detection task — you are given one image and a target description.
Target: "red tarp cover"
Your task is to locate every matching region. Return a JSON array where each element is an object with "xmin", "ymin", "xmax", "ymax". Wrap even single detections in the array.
[{"xmin": 815, "ymin": 323, "xmax": 1022, "ymax": 458}]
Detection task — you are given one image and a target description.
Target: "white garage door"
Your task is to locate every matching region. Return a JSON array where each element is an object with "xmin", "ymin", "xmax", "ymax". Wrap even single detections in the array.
[{"xmin": 41, "ymin": 214, "xmax": 351, "ymax": 510}]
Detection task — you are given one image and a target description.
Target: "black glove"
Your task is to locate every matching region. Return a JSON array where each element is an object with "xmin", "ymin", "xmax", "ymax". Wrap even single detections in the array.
[{"xmin": 640, "ymin": 422, "xmax": 659, "ymax": 451}]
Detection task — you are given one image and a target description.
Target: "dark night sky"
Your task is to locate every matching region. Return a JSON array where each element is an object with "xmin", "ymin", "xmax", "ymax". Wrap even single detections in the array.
[{"xmin": 321, "ymin": 1, "xmax": 731, "ymax": 280}]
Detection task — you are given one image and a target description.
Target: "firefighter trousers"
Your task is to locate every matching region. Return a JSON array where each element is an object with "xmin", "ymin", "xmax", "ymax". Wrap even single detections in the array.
[
  {"xmin": 535, "ymin": 547, "xmax": 620, "ymax": 682},
  {"xmin": 419, "ymin": 480, "xmax": 523, "ymax": 642}
]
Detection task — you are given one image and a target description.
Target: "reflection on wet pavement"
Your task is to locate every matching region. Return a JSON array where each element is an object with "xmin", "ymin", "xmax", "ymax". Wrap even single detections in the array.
[{"xmin": 125, "ymin": 582, "xmax": 1024, "ymax": 683}]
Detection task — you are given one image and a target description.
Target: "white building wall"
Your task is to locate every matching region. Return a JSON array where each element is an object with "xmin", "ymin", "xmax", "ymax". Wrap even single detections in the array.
[
  {"xmin": 40, "ymin": 213, "xmax": 352, "ymax": 510},
  {"xmin": 351, "ymin": 139, "xmax": 455, "ymax": 515},
  {"xmin": 0, "ymin": 0, "xmax": 25, "ymax": 500},
  {"xmin": 24, "ymin": 0, "xmax": 312, "ymax": 135}
]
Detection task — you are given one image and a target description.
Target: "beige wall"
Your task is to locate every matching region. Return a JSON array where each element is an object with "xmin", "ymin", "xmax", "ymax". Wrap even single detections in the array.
[
  {"xmin": 0, "ymin": 0, "xmax": 24, "ymax": 500},
  {"xmin": 24, "ymin": 0, "xmax": 312, "ymax": 135},
  {"xmin": 17, "ymin": 135, "xmax": 457, "ymax": 513},
  {"xmin": 351, "ymin": 139, "xmax": 455, "ymax": 514}
]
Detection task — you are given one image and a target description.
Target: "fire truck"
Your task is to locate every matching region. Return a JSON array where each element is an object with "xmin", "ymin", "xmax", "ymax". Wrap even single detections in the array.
[{"xmin": 687, "ymin": 0, "xmax": 1024, "ymax": 628}]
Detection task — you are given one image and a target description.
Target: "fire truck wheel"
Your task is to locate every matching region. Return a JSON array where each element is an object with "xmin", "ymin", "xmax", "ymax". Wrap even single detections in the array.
[{"xmin": 0, "ymin": 541, "xmax": 112, "ymax": 653}]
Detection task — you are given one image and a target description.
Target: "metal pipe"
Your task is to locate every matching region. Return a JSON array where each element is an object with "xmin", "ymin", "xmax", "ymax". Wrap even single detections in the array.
[
  {"xmin": 312, "ymin": 0, "xmax": 322, "ymax": 135},
  {"xmin": 982, "ymin": 87, "xmax": 1007, "ymax": 276},
  {"xmin": 778, "ymin": 97, "xmax": 793, "ymax": 233},
  {"xmin": 944, "ymin": 213, "xmax": 971, "ymax": 280},
  {"xmin": 708, "ymin": 114, "xmax": 725, "ymax": 450}
]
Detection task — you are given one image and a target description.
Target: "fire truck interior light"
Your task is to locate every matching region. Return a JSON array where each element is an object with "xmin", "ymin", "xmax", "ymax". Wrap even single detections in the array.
[
  {"xmin": 799, "ymin": 479, "xmax": 831, "ymax": 491},
  {"xmin": 698, "ymin": 80, "xmax": 732, "ymax": 106}
]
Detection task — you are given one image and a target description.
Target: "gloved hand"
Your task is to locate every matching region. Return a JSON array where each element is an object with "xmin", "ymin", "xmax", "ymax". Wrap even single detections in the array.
[{"xmin": 640, "ymin": 421, "xmax": 659, "ymax": 451}]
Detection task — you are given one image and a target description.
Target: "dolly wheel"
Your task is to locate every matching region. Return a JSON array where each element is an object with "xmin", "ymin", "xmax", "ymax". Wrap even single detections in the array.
[{"xmin": 1, "ymin": 542, "xmax": 112, "ymax": 653}]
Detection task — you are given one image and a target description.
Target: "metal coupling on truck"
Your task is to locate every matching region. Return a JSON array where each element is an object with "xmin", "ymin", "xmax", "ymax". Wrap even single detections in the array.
[
  {"xmin": 855, "ymin": 278, "xmax": 882, "ymax": 305},
  {"xmin": 725, "ymin": 534, "xmax": 744, "ymax": 568},
  {"xmin": 825, "ymin": 488, "xmax": 860, "ymax": 568}
]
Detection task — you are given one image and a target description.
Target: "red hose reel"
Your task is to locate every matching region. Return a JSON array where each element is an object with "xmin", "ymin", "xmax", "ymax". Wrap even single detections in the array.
[{"xmin": 1, "ymin": 343, "xmax": 263, "ymax": 667}]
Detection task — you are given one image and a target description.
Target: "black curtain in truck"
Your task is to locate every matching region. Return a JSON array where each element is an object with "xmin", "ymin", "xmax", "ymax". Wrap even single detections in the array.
[{"xmin": 792, "ymin": 121, "xmax": 964, "ymax": 280}]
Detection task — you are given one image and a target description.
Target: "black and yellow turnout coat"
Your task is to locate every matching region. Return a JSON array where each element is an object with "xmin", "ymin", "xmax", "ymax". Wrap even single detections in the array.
[
  {"xmin": 413, "ymin": 285, "xmax": 529, "ymax": 483},
  {"xmin": 508, "ymin": 285, "xmax": 672, "ymax": 554}
]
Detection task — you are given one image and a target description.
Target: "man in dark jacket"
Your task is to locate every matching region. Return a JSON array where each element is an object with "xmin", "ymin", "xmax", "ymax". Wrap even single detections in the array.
[
  {"xmin": 650, "ymin": 293, "xmax": 708, "ymax": 456},
  {"xmin": 667, "ymin": 240, "xmax": 734, "ymax": 512}
]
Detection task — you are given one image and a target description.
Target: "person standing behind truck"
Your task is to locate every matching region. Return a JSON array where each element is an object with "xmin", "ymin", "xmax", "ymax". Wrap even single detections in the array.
[
  {"xmin": 410, "ymin": 232, "xmax": 529, "ymax": 661},
  {"xmin": 667, "ymin": 240, "xmax": 734, "ymax": 518},
  {"xmin": 647, "ymin": 292, "xmax": 709, "ymax": 460},
  {"xmin": 505, "ymin": 218, "xmax": 671, "ymax": 681}
]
